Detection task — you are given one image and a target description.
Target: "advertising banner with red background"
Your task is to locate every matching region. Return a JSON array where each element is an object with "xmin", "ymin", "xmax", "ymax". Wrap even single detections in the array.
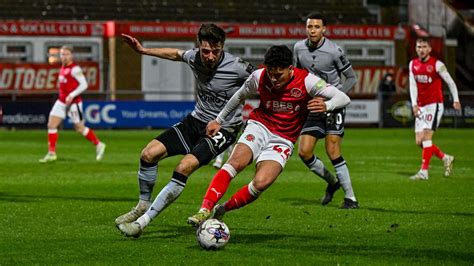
[
  {"xmin": 0, "ymin": 21, "xmax": 105, "ymax": 36},
  {"xmin": 0, "ymin": 62, "xmax": 100, "ymax": 92},
  {"xmin": 115, "ymin": 22, "xmax": 408, "ymax": 40},
  {"xmin": 352, "ymin": 66, "xmax": 408, "ymax": 95},
  {"xmin": 0, "ymin": 21, "xmax": 407, "ymax": 40}
]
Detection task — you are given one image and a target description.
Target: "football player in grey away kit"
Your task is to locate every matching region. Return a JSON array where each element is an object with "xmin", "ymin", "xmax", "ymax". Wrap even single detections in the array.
[
  {"xmin": 116, "ymin": 24, "xmax": 254, "ymax": 237},
  {"xmin": 294, "ymin": 13, "xmax": 359, "ymax": 208}
]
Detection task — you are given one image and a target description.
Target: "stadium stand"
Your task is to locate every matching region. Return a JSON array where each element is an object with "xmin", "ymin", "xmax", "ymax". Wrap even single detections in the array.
[{"xmin": 0, "ymin": 0, "xmax": 378, "ymax": 24}]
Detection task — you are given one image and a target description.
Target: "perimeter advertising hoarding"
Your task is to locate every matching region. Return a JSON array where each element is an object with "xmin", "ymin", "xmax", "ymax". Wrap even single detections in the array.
[{"xmin": 63, "ymin": 101, "xmax": 194, "ymax": 128}]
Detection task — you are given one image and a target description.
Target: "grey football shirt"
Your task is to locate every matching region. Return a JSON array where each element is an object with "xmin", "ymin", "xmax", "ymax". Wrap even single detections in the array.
[
  {"xmin": 293, "ymin": 38, "xmax": 352, "ymax": 91},
  {"xmin": 182, "ymin": 49, "xmax": 253, "ymax": 130}
]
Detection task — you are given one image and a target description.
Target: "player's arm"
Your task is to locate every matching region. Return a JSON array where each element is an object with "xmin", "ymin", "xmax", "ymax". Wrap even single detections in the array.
[
  {"xmin": 292, "ymin": 44, "xmax": 301, "ymax": 68},
  {"xmin": 65, "ymin": 66, "xmax": 88, "ymax": 105},
  {"xmin": 340, "ymin": 67, "xmax": 357, "ymax": 93},
  {"xmin": 121, "ymin": 33, "xmax": 184, "ymax": 61},
  {"xmin": 335, "ymin": 46, "xmax": 356, "ymax": 93},
  {"xmin": 305, "ymin": 74, "xmax": 350, "ymax": 112},
  {"xmin": 437, "ymin": 61, "xmax": 461, "ymax": 110},
  {"xmin": 207, "ymin": 72, "xmax": 259, "ymax": 136},
  {"xmin": 408, "ymin": 61, "xmax": 420, "ymax": 115}
]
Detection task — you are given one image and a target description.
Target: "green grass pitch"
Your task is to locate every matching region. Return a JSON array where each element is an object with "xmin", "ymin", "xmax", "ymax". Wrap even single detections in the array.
[{"xmin": 0, "ymin": 128, "xmax": 473, "ymax": 264}]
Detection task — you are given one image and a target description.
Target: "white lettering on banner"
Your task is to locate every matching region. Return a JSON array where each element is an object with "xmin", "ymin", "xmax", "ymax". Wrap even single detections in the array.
[
  {"xmin": 2, "ymin": 113, "xmax": 47, "ymax": 124},
  {"xmin": 102, "ymin": 105, "xmax": 117, "ymax": 123},
  {"xmin": 121, "ymin": 110, "xmax": 138, "ymax": 118},
  {"xmin": 86, "ymin": 104, "xmax": 101, "ymax": 123},
  {"xmin": 170, "ymin": 110, "xmax": 187, "ymax": 118},
  {"xmin": 85, "ymin": 104, "xmax": 117, "ymax": 124},
  {"xmin": 59, "ymin": 24, "xmax": 87, "ymax": 34},
  {"xmin": 0, "ymin": 69, "xmax": 13, "ymax": 89},
  {"xmin": 139, "ymin": 110, "xmax": 168, "ymax": 119},
  {"xmin": 0, "ymin": 64, "xmax": 99, "ymax": 91},
  {"xmin": 464, "ymin": 106, "xmax": 474, "ymax": 117},
  {"xmin": 345, "ymin": 100, "xmax": 380, "ymax": 123}
]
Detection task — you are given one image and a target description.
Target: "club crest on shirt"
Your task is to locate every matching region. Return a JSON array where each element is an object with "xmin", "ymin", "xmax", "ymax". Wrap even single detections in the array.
[
  {"xmin": 245, "ymin": 134, "xmax": 255, "ymax": 142},
  {"xmin": 63, "ymin": 68, "xmax": 70, "ymax": 75},
  {"xmin": 290, "ymin": 88, "xmax": 302, "ymax": 98},
  {"xmin": 426, "ymin": 65, "xmax": 434, "ymax": 73}
]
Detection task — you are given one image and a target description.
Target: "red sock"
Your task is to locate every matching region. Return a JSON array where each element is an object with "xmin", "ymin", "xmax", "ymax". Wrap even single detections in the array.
[
  {"xmin": 421, "ymin": 142, "xmax": 434, "ymax": 170},
  {"xmin": 431, "ymin": 145, "xmax": 444, "ymax": 159},
  {"xmin": 224, "ymin": 185, "xmax": 257, "ymax": 211},
  {"xmin": 48, "ymin": 129, "xmax": 58, "ymax": 153},
  {"xmin": 201, "ymin": 169, "xmax": 233, "ymax": 210},
  {"xmin": 83, "ymin": 128, "xmax": 100, "ymax": 145}
]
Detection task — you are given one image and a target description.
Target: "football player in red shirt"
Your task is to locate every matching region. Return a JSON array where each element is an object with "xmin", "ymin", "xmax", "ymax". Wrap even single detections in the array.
[
  {"xmin": 409, "ymin": 37, "xmax": 461, "ymax": 180},
  {"xmin": 39, "ymin": 46, "xmax": 105, "ymax": 163},
  {"xmin": 187, "ymin": 45, "xmax": 351, "ymax": 225}
]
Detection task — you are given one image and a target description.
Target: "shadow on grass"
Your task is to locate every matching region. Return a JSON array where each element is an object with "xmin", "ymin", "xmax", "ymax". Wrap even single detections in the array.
[
  {"xmin": 280, "ymin": 197, "xmax": 474, "ymax": 217},
  {"xmin": 365, "ymin": 207, "xmax": 474, "ymax": 217},
  {"xmin": 0, "ymin": 192, "xmax": 134, "ymax": 203}
]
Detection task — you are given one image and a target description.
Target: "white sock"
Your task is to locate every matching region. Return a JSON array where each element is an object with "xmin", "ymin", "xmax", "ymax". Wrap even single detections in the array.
[
  {"xmin": 333, "ymin": 158, "xmax": 356, "ymax": 201},
  {"xmin": 145, "ymin": 181, "xmax": 185, "ymax": 220},
  {"xmin": 136, "ymin": 213, "xmax": 151, "ymax": 228}
]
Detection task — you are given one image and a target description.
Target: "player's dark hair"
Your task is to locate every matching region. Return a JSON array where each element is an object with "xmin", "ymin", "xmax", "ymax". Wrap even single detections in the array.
[
  {"xmin": 197, "ymin": 24, "xmax": 226, "ymax": 46},
  {"xmin": 264, "ymin": 45, "xmax": 293, "ymax": 69},
  {"xmin": 306, "ymin": 12, "xmax": 327, "ymax": 26},
  {"xmin": 416, "ymin": 37, "xmax": 431, "ymax": 46}
]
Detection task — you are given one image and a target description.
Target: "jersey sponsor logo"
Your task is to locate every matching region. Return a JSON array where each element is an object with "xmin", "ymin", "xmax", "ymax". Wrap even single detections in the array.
[
  {"xmin": 266, "ymin": 100, "xmax": 298, "ymax": 113},
  {"xmin": 197, "ymin": 89, "xmax": 227, "ymax": 108},
  {"xmin": 414, "ymin": 74, "xmax": 433, "ymax": 83},
  {"xmin": 290, "ymin": 88, "xmax": 302, "ymax": 98},
  {"xmin": 245, "ymin": 134, "xmax": 255, "ymax": 142}
]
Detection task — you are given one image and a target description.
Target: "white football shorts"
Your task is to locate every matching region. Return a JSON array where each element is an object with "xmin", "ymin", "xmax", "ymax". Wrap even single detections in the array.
[
  {"xmin": 237, "ymin": 119, "xmax": 294, "ymax": 168},
  {"xmin": 415, "ymin": 102, "xmax": 444, "ymax": 133},
  {"xmin": 49, "ymin": 100, "xmax": 84, "ymax": 124}
]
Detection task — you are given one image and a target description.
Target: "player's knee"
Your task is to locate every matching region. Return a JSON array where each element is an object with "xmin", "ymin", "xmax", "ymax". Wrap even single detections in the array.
[
  {"xmin": 297, "ymin": 146, "xmax": 313, "ymax": 160},
  {"xmin": 73, "ymin": 124, "xmax": 84, "ymax": 133},
  {"xmin": 226, "ymin": 159, "xmax": 248, "ymax": 173},
  {"xmin": 140, "ymin": 148, "xmax": 156, "ymax": 163},
  {"xmin": 415, "ymin": 139, "xmax": 422, "ymax": 147},
  {"xmin": 249, "ymin": 180, "xmax": 266, "ymax": 194}
]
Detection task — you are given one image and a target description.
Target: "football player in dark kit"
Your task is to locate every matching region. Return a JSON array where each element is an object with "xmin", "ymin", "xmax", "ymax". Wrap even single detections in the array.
[{"xmin": 294, "ymin": 13, "xmax": 359, "ymax": 208}]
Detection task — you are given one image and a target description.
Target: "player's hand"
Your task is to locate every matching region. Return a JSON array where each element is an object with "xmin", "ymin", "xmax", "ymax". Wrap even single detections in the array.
[
  {"xmin": 206, "ymin": 120, "xmax": 221, "ymax": 137},
  {"xmin": 453, "ymin": 101, "xmax": 462, "ymax": 111},
  {"xmin": 412, "ymin": 105, "xmax": 421, "ymax": 117},
  {"xmin": 121, "ymin": 33, "xmax": 145, "ymax": 53},
  {"xmin": 308, "ymin": 97, "xmax": 327, "ymax": 113},
  {"xmin": 65, "ymin": 95, "xmax": 73, "ymax": 106}
]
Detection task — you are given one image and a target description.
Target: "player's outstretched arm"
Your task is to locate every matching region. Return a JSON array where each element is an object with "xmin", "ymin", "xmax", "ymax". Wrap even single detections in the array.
[{"xmin": 121, "ymin": 33, "xmax": 183, "ymax": 61}]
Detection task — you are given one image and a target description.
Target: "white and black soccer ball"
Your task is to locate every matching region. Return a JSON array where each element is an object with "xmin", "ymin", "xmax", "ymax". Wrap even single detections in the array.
[{"xmin": 196, "ymin": 218, "xmax": 230, "ymax": 250}]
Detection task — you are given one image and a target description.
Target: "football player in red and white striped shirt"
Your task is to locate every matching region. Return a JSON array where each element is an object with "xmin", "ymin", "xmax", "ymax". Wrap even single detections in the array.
[
  {"xmin": 187, "ymin": 45, "xmax": 350, "ymax": 225},
  {"xmin": 408, "ymin": 37, "xmax": 461, "ymax": 180},
  {"xmin": 39, "ymin": 46, "xmax": 105, "ymax": 163}
]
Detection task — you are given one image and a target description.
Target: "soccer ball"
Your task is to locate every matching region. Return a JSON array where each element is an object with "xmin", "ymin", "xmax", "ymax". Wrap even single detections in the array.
[{"xmin": 196, "ymin": 218, "xmax": 230, "ymax": 250}]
